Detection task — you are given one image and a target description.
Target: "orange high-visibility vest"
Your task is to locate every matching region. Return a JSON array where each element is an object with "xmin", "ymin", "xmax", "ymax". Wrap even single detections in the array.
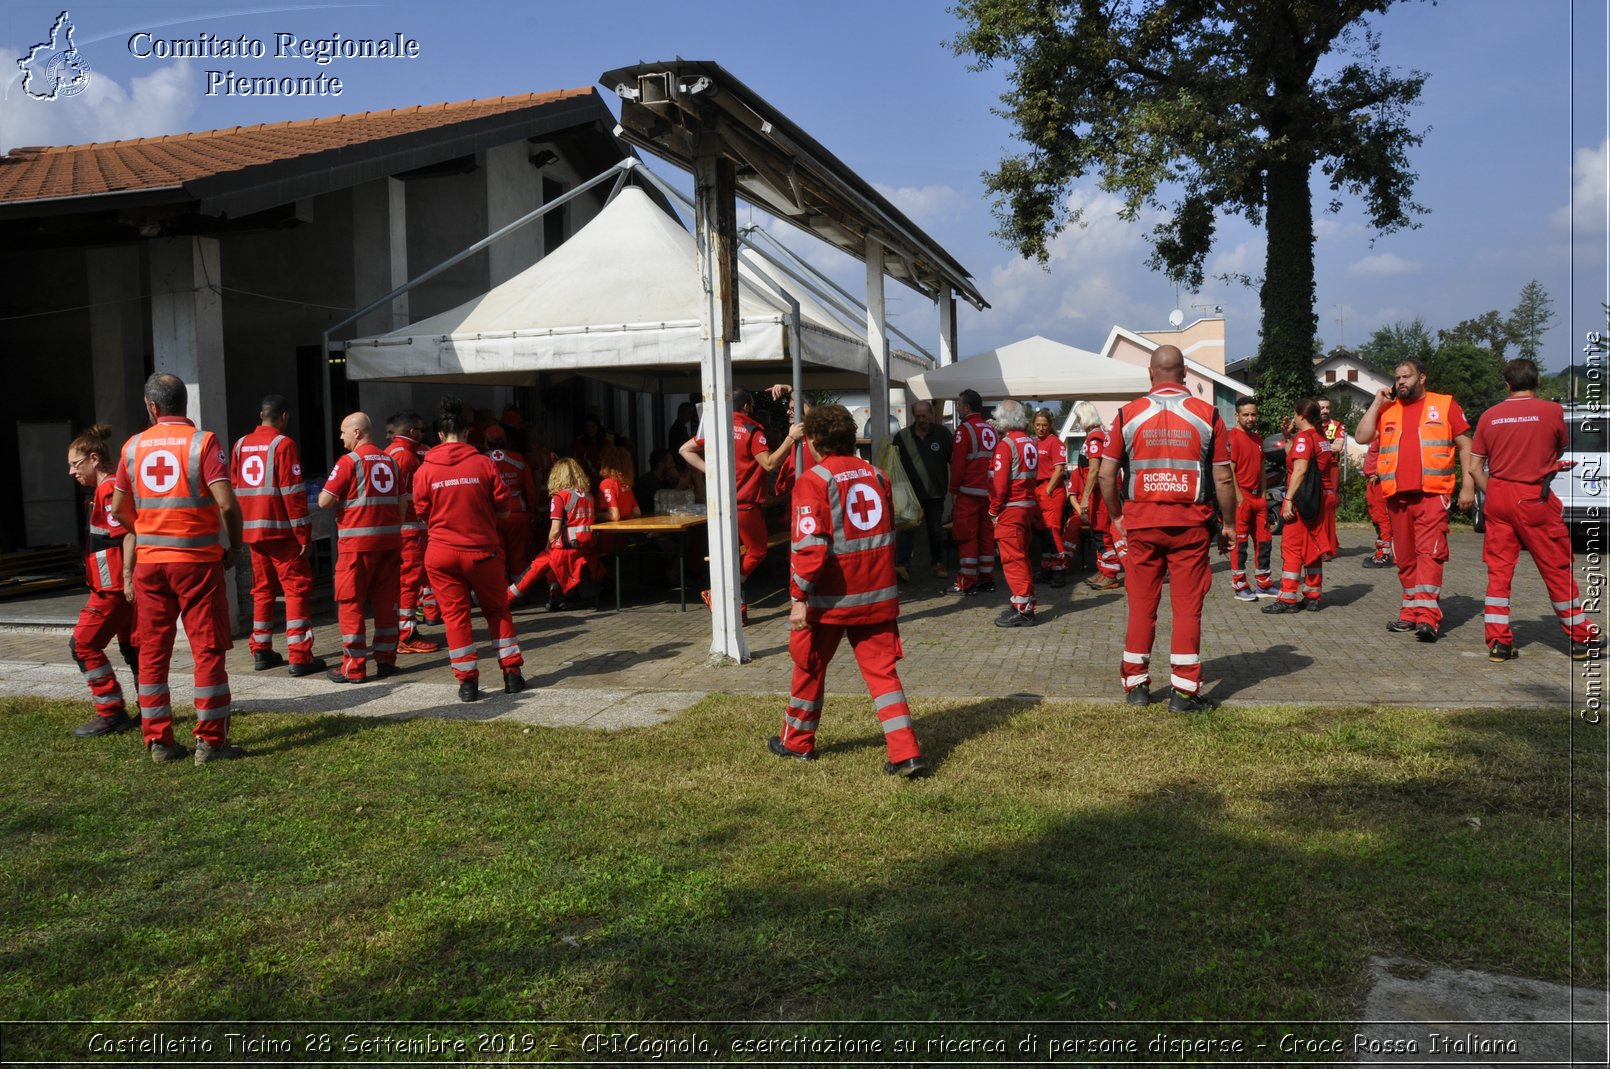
[
  {"xmin": 1377, "ymin": 392, "xmax": 1457, "ymax": 496},
  {"xmin": 123, "ymin": 422, "xmax": 223, "ymax": 563}
]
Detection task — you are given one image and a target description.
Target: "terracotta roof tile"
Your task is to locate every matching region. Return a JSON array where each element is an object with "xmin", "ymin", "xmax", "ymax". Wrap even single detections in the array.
[{"xmin": 0, "ymin": 88, "xmax": 596, "ymax": 204}]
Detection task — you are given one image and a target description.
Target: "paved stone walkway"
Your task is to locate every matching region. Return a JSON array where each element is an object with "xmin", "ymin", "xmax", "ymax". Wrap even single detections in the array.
[{"xmin": 0, "ymin": 527, "xmax": 1590, "ymax": 719}]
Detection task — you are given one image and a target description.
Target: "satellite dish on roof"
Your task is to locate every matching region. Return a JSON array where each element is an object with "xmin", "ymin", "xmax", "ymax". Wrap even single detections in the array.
[{"xmin": 1168, "ymin": 309, "xmax": 1185, "ymax": 328}]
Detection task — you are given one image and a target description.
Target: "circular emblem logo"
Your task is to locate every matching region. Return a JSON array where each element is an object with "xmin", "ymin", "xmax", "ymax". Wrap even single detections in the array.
[
  {"xmin": 845, "ymin": 483, "xmax": 884, "ymax": 531},
  {"xmin": 370, "ymin": 463, "xmax": 396, "ymax": 495},
  {"xmin": 930, "ymin": 440, "xmax": 941, "ymax": 452},
  {"xmin": 798, "ymin": 515, "xmax": 818, "ymax": 536},
  {"xmin": 291, "ymin": 463, "xmax": 302, "ymax": 478},
  {"xmin": 139, "ymin": 449, "xmax": 182, "ymax": 494},
  {"xmin": 980, "ymin": 426, "xmax": 998, "ymax": 450},
  {"xmin": 240, "ymin": 454, "xmax": 266, "ymax": 487},
  {"xmin": 1023, "ymin": 441, "xmax": 1039, "ymax": 468},
  {"xmin": 1427, "ymin": 405, "xmax": 1441, "ymax": 422},
  {"xmin": 489, "ymin": 449, "xmax": 506, "ymax": 463}
]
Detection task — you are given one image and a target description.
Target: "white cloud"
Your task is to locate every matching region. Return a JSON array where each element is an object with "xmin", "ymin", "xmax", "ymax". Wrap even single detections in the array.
[
  {"xmin": 1348, "ymin": 252, "xmax": 1422, "ymax": 277},
  {"xmin": 1209, "ymin": 237, "xmax": 1264, "ymax": 279},
  {"xmin": 1555, "ymin": 137, "xmax": 1608, "ymax": 236},
  {"xmin": 1, "ymin": 52, "xmax": 196, "ymax": 151},
  {"xmin": 872, "ymin": 182, "xmax": 963, "ymax": 225}
]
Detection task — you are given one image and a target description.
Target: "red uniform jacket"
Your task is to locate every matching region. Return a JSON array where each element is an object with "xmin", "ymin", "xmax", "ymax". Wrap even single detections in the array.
[
  {"xmin": 488, "ymin": 447, "xmax": 537, "ymax": 514},
  {"xmin": 551, "ymin": 489, "xmax": 596, "ymax": 548},
  {"xmin": 385, "ymin": 435, "xmax": 425, "ymax": 536},
  {"xmin": 413, "ymin": 443, "xmax": 510, "ymax": 553},
  {"xmin": 949, "ymin": 412, "xmax": 997, "ymax": 499},
  {"xmin": 83, "ymin": 478, "xmax": 129, "ymax": 592},
  {"xmin": 232, "ymin": 426, "xmax": 311, "ymax": 546},
  {"xmin": 1318, "ymin": 418, "xmax": 1345, "ymax": 490},
  {"xmin": 1109, "ymin": 385, "xmax": 1230, "ymax": 531},
  {"xmin": 1082, "ymin": 428, "xmax": 1112, "ymax": 530},
  {"xmin": 324, "ymin": 442, "xmax": 402, "ymax": 552},
  {"xmin": 990, "ymin": 429, "xmax": 1040, "ymax": 515},
  {"xmin": 790, "ymin": 456, "xmax": 899, "ymax": 625}
]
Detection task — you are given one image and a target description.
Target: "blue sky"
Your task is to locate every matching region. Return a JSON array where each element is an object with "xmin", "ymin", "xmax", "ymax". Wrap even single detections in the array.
[{"xmin": 3, "ymin": 0, "xmax": 1604, "ymax": 374}]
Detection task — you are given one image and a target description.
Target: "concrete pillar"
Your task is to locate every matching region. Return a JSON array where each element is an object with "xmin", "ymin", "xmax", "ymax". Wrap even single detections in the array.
[
  {"xmin": 866, "ymin": 236, "xmax": 890, "ymax": 453},
  {"xmin": 352, "ymin": 177, "xmax": 414, "ymax": 422},
  {"xmin": 87, "ymin": 246, "xmax": 146, "ymax": 440}
]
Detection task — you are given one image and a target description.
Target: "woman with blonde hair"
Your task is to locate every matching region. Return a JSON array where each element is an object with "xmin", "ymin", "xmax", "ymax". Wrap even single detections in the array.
[
  {"xmin": 510, "ymin": 458, "xmax": 602, "ymax": 610},
  {"xmin": 66, "ymin": 423, "xmax": 141, "ymax": 737}
]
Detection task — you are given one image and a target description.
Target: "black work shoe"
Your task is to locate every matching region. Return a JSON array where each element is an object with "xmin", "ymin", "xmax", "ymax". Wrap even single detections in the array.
[
  {"xmin": 944, "ymin": 582, "xmax": 979, "ymax": 596},
  {"xmin": 375, "ymin": 663, "xmax": 400, "ymax": 680},
  {"xmin": 1262, "ymin": 599, "xmax": 1302, "ymax": 614},
  {"xmin": 1301, "ymin": 599, "xmax": 1322, "ymax": 612},
  {"xmin": 1125, "ymin": 684, "xmax": 1152, "ymax": 707},
  {"xmin": 1169, "ymin": 690, "xmax": 1217, "ymax": 714},
  {"xmin": 458, "ymin": 680, "xmax": 480, "ymax": 703},
  {"xmin": 1048, "ymin": 572, "xmax": 1066, "ymax": 588},
  {"xmin": 995, "ymin": 609, "xmax": 1036, "ymax": 627},
  {"xmin": 767, "ymin": 735, "xmax": 816, "ymax": 762},
  {"xmin": 148, "ymin": 739, "xmax": 188, "ymax": 763},
  {"xmin": 1488, "ymin": 642, "xmax": 1518, "ymax": 662},
  {"xmin": 253, "ymin": 649, "xmax": 285, "ymax": 672},
  {"xmin": 1571, "ymin": 640, "xmax": 1603, "ymax": 662},
  {"xmin": 74, "ymin": 710, "xmax": 134, "ymax": 737},
  {"xmin": 194, "ymin": 739, "xmax": 246, "ymax": 764},
  {"xmin": 1387, "ymin": 619, "xmax": 1416, "ymax": 633},
  {"xmin": 327, "ymin": 667, "xmax": 363, "ymax": 684},
  {"xmin": 1363, "ymin": 556, "xmax": 1395, "ymax": 569},
  {"xmin": 287, "ymin": 656, "xmax": 328, "ymax": 677},
  {"xmin": 503, "ymin": 670, "xmax": 526, "ymax": 694},
  {"xmin": 975, "ymin": 580, "xmax": 997, "ymax": 593},
  {"xmin": 884, "ymin": 755, "xmax": 929, "ymax": 778},
  {"xmin": 1415, "ymin": 623, "xmax": 1439, "ymax": 643}
]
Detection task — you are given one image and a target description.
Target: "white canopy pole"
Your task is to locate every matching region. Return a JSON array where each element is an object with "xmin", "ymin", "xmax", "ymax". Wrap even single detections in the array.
[
  {"xmin": 939, "ymin": 283, "xmax": 957, "ymax": 367},
  {"xmin": 866, "ymin": 236, "xmax": 890, "ymax": 453},
  {"xmin": 693, "ymin": 152, "xmax": 748, "ymax": 664}
]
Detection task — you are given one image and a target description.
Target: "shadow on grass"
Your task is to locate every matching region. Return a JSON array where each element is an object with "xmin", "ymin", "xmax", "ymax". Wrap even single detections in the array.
[{"xmin": 812, "ymin": 695, "xmax": 1035, "ymax": 772}]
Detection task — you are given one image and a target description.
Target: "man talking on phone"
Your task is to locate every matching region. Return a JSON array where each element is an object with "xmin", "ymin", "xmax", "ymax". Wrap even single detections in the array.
[{"xmin": 1354, "ymin": 358, "xmax": 1476, "ymax": 642}]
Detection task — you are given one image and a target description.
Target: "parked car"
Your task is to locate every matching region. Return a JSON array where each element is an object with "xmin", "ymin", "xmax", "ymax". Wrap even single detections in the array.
[{"xmin": 1557, "ymin": 404, "xmax": 1605, "ymax": 541}]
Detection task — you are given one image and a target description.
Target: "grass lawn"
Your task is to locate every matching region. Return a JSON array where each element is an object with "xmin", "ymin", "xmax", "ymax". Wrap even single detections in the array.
[{"xmin": 1, "ymin": 694, "xmax": 1602, "ymax": 1059}]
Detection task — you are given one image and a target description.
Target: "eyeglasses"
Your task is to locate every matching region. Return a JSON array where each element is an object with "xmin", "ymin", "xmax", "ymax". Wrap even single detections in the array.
[{"xmin": 68, "ymin": 455, "xmax": 93, "ymax": 470}]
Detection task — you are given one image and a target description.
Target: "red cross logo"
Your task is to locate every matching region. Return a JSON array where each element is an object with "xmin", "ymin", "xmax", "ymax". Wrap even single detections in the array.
[
  {"xmin": 980, "ymin": 426, "xmax": 997, "ymax": 450},
  {"xmin": 489, "ymin": 449, "xmax": 505, "ymax": 463},
  {"xmin": 240, "ymin": 454, "xmax": 266, "ymax": 487},
  {"xmin": 139, "ymin": 449, "xmax": 181, "ymax": 494},
  {"xmin": 1023, "ymin": 441, "xmax": 1039, "ymax": 469},
  {"xmin": 845, "ymin": 482, "xmax": 883, "ymax": 531},
  {"xmin": 370, "ymin": 461, "xmax": 396, "ymax": 495}
]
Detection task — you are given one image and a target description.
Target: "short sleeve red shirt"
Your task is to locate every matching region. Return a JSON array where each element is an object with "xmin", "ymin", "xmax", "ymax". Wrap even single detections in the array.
[
  {"xmin": 1227, "ymin": 426, "xmax": 1265, "ymax": 495},
  {"xmin": 1472, "ymin": 396, "xmax": 1568, "ymax": 484},
  {"xmin": 1034, "ymin": 433, "xmax": 1067, "ymax": 481},
  {"xmin": 695, "ymin": 412, "xmax": 769, "ymax": 506},
  {"xmin": 1288, "ymin": 428, "xmax": 1321, "ymax": 476}
]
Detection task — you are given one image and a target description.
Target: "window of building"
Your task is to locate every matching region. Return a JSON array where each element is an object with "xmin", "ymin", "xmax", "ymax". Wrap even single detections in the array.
[
  {"xmin": 1347, "ymin": 369, "xmax": 1358, "ymax": 382},
  {"xmin": 1325, "ymin": 370, "xmax": 1336, "ymax": 383}
]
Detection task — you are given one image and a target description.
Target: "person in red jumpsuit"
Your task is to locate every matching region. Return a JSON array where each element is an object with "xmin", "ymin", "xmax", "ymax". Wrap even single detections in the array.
[
  {"xmin": 1031, "ymin": 408, "xmax": 1069, "ymax": 587},
  {"xmin": 1098, "ymin": 346, "xmax": 1236, "ymax": 712},
  {"xmin": 67, "ymin": 423, "xmax": 140, "ymax": 737},
  {"xmin": 680, "ymin": 389, "xmax": 788, "ymax": 620},
  {"xmin": 483, "ymin": 424, "xmax": 538, "ymax": 580},
  {"xmin": 1073, "ymin": 401, "xmax": 1125, "ymax": 591},
  {"xmin": 319, "ymin": 412, "xmax": 403, "ymax": 683},
  {"xmin": 385, "ymin": 410, "xmax": 441, "ymax": 653},
  {"xmin": 1063, "ymin": 456, "xmax": 1088, "ymax": 560},
  {"xmin": 1361, "ymin": 437, "xmax": 1395, "ymax": 568},
  {"xmin": 1472, "ymin": 358, "xmax": 1602, "ymax": 662},
  {"xmin": 509, "ymin": 458, "xmax": 602, "ymax": 611},
  {"xmin": 990, "ymin": 400, "xmax": 1042, "ymax": 626},
  {"xmin": 110, "ymin": 373, "xmax": 245, "ymax": 763},
  {"xmin": 769, "ymin": 403, "xmax": 925, "ymax": 777},
  {"xmin": 1226, "ymin": 398, "xmax": 1274, "ymax": 601},
  {"xmin": 1262, "ymin": 400, "xmax": 1329, "ymax": 613},
  {"xmin": 413, "ymin": 396, "xmax": 523, "ymax": 702},
  {"xmin": 232, "ymin": 394, "xmax": 324, "ymax": 676},
  {"xmin": 1355, "ymin": 358, "xmax": 1477, "ymax": 641},
  {"xmin": 947, "ymin": 389, "xmax": 997, "ymax": 595},
  {"xmin": 1317, "ymin": 399, "xmax": 1347, "ymax": 561}
]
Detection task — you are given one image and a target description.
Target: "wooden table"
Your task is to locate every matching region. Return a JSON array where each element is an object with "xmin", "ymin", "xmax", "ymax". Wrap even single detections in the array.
[{"xmin": 592, "ymin": 513, "xmax": 708, "ymax": 611}]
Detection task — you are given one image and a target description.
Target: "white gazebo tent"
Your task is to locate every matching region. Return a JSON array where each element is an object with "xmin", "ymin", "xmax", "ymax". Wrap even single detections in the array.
[
  {"xmin": 905, "ymin": 335, "xmax": 1149, "ymax": 401},
  {"xmin": 343, "ymin": 185, "xmax": 879, "ymax": 385}
]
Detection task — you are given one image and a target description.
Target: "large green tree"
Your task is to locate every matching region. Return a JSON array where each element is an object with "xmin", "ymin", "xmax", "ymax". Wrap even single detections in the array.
[
  {"xmin": 1358, "ymin": 318, "xmax": 1433, "ymax": 377},
  {"xmin": 1440, "ymin": 309, "xmax": 1512, "ymax": 362},
  {"xmin": 951, "ymin": 0, "xmax": 1428, "ymax": 419},
  {"xmin": 1429, "ymin": 339, "xmax": 1504, "ymax": 423},
  {"xmin": 1508, "ymin": 279, "xmax": 1554, "ymax": 362}
]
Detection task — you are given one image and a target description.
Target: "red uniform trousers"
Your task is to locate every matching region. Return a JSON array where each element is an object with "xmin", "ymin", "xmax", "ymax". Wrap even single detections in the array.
[
  {"xmin": 133, "ymin": 561, "xmax": 232, "ymax": 749},
  {"xmin": 1096, "ymin": 530, "xmax": 1126, "ymax": 579},
  {"xmin": 514, "ymin": 544, "xmax": 600, "ymax": 598},
  {"xmin": 994, "ymin": 508, "xmax": 1037, "ymax": 614},
  {"xmin": 1231, "ymin": 495, "xmax": 1273, "ymax": 592},
  {"xmin": 397, "ymin": 531, "xmax": 428, "ymax": 638},
  {"xmin": 425, "ymin": 543, "xmax": 522, "ymax": 683},
  {"xmin": 1275, "ymin": 514, "xmax": 1325, "ymax": 605},
  {"xmin": 1321, "ymin": 485, "xmax": 1339, "ymax": 557},
  {"xmin": 779, "ymin": 621, "xmax": 920, "ymax": 763},
  {"xmin": 1120, "ymin": 525, "xmax": 1213, "ymax": 696},
  {"xmin": 737, "ymin": 503, "xmax": 769, "ymax": 583},
  {"xmin": 497, "ymin": 512, "xmax": 532, "ymax": 579},
  {"xmin": 1062, "ymin": 511, "xmax": 1084, "ymax": 559},
  {"xmin": 1036, "ymin": 486, "xmax": 1068, "ymax": 573},
  {"xmin": 74, "ymin": 589, "xmax": 137, "ymax": 722},
  {"xmin": 1387, "ymin": 491, "xmax": 1452, "ymax": 627},
  {"xmin": 951, "ymin": 492, "xmax": 996, "ymax": 588},
  {"xmin": 247, "ymin": 538, "xmax": 315, "ymax": 665},
  {"xmin": 334, "ymin": 548, "xmax": 401, "ymax": 680},
  {"xmin": 1482, "ymin": 478, "xmax": 1597, "ymax": 646},
  {"xmin": 1365, "ymin": 479, "xmax": 1393, "ymax": 560}
]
